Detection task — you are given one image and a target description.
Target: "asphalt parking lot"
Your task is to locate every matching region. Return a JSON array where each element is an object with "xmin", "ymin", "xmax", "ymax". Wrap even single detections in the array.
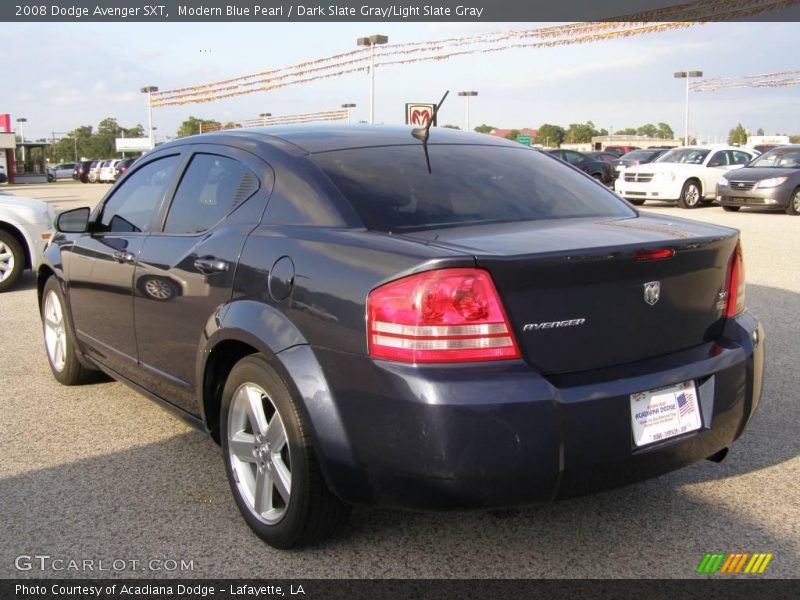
[{"xmin": 1, "ymin": 181, "xmax": 798, "ymax": 578}]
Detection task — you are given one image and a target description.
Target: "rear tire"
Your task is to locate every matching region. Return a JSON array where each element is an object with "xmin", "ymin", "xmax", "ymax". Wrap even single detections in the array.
[
  {"xmin": 677, "ymin": 180, "xmax": 702, "ymax": 209},
  {"xmin": 787, "ymin": 188, "xmax": 800, "ymax": 216},
  {"xmin": 722, "ymin": 205, "xmax": 740, "ymax": 212},
  {"xmin": 628, "ymin": 198, "xmax": 646, "ymax": 206},
  {"xmin": 0, "ymin": 230, "xmax": 25, "ymax": 293},
  {"xmin": 221, "ymin": 355, "xmax": 350, "ymax": 549},
  {"xmin": 42, "ymin": 277, "xmax": 97, "ymax": 385}
]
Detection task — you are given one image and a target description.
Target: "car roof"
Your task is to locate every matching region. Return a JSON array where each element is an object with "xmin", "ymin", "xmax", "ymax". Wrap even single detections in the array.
[{"xmin": 164, "ymin": 124, "xmax": 522, "ymax": 154}]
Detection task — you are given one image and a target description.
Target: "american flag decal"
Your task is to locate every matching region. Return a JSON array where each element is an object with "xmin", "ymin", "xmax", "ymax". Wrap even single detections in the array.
[{"xmin": 677, "ymin": 392, "xmax": 695, "ymax": 417}]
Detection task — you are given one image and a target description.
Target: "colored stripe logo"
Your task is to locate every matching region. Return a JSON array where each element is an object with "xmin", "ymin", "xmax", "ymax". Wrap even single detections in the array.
[{"xmin": 696, "ymin": 552, "xmax": 773, "ymax": 574}]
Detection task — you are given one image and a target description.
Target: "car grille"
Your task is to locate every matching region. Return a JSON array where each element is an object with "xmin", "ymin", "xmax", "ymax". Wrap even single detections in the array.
[
  {"xmin": 729, "ymin": 181, "xmax": 756, "ymax": 191},
  {"xmin": 624, "ymin": 173, "xmax": 654, "ymax": 183}
]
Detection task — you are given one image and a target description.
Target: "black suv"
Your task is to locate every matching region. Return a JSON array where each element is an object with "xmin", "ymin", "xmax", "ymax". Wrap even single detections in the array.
[
  {"xmin": 72, "ymin": 160, "xmax": 94, "ymax": 183},
  {"xmin": 39, "ymin": 126, "xmax": 764, "ymax": 549}
]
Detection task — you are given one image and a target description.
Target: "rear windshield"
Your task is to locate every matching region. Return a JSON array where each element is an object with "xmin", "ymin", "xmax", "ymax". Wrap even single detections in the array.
[
  {"xmin": 623, "ymin": 149, "xmax": 661, "ymax": 161},
  {"xmin": 311, "ymin": 145, "xmax": 634, "ymax": 232}
]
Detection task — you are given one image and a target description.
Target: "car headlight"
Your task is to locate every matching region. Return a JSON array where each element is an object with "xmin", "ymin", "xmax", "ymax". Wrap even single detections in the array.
[
  {"xmin": 655, "ymin": 171, "xmax": 676, "ymax": 182},
  {"xmin": 756, "ymin": 176, "xmax": 788, "ymax": 188},
  {"xmin": 718, "ymin": 176, "xmax": 729, "ymax": 187}
]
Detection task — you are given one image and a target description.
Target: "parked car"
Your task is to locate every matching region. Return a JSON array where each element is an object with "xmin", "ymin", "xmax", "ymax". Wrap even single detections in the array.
[
  {"xmin": 612, "ymin": 148, "xmax": 670, "ymax": 179},
  {"xmin": 615, "ymin": 145, "xmax": 756, "ymax": 208},
  {"xmin": 40, "ymin": 126, "xmax": 763, "ymax": 549},
  {"xmin": 98, "ymin": 159, "xmax": 121, "ymax": 183},
  {"xmin": 585, "ymin": 151, "xmax": 619, "ymax": 163},
  {"xmin": 0, "ymin": 192, "xmax": 54, "ymax": 292},
  {"xmin": 543, "ymin": 149, "xmax": 615, "ymax": 184},
  {"xmin": 750, "ymin": 144, "xmax": 783, "ymax": 154},
  {"xmin": 717, "ymin": 145, "xmax": 800, "ymax": 215},
  {"xmin": 73, "ymin": 160, "xmax": 94, "ymax": 183},
  {"xmin": 114, "ymin": 158, "xmax": 137, "ymax": 179},
  {"xmin": 87, "ymin": 160, "xmax": 103, "ymax": 183},
  {"xmin": 47, "ymin": 162, "xmax": 77, "ymax": 182},
  {"xmin": 603, "ymin": 145, "xmax": 639, "ymax": 157}
]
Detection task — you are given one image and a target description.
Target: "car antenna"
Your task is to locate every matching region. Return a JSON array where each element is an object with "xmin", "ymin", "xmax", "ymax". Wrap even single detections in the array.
[{"xmin": 411, "ymin": 90, "xmax": 449, "ymax": 174}]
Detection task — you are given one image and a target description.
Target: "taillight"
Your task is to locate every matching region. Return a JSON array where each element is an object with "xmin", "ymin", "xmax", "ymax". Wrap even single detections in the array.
[
  {"xmin": 726, "ymin": 242, "xmax": 745, "ymax": 317},
  {"xmin": 367, "ymin": 268, "xmax": 521, "ymax": 363}
]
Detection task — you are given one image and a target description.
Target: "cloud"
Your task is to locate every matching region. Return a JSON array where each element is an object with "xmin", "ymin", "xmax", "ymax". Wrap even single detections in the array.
[{"xmin": 92, "ymin": 81, "xmax": 107, "ymax": 93}]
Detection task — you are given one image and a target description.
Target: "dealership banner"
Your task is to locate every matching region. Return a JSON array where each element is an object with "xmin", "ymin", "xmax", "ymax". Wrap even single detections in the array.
[
  {"xmin": 3, "ymin": 0, "xmax": 800, "ymax": 22},
  {"xmin": 1, "ymin": 579, "xmax": 798, "ymax": 600}
]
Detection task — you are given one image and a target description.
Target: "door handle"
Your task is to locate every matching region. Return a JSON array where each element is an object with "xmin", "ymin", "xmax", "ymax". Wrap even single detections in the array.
[
  {"xmin": 112, "ymin": 251, "xmax": 136, "ymax": 263},
  {"xmin": 194, "ymin": 257, "xmax": 229, "ymax": 274}
]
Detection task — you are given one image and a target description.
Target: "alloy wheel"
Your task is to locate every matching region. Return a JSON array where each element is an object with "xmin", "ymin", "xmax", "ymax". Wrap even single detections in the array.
[
  {"xmin": 684, "ymin": 184, "xmax": 700, "ymax": 207},
  {"xmin": 144, "ymin": 278, "xmax": 173, "ymax": 300},
  {"xmin": 227, "ymin": 382, "xmax": 291, "ymax": 525},
  {"xmin": 793, "ymin": 191, "xmax": 800, "ymax": 214},
  {"xmin": 0, "ymin": 241, "xmax": 15, "ymax": 283},
  {"xmin": 43, "ymin": 290, "xmax": 67, "ymax": 372}
]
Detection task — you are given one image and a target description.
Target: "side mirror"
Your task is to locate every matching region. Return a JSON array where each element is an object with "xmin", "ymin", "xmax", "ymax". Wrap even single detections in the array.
[{"xmin": 56, "ymin": 207, "xmax": 90, "ymax": 233}]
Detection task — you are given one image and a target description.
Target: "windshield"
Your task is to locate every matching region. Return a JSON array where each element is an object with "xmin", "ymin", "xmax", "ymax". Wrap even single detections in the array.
[
  {"xmin": 748, "ymin": 147, "xmax": 800, "ymax": 168},
  {"xmin": 622, "ymin": 149, "xmax": 661, "ymax": 162},
  {"xmin": 311, "ymin": 145, "xmax": 634, "ymax": 232},
  {"xmin": 655, "ymin": 148, "xmax": 710, "ymax": 165}
]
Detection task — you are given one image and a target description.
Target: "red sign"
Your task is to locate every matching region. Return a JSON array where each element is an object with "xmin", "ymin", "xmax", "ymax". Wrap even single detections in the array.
[
  {"xmin": 405, "ymin": 103, "xmax": 437, "ymax": 127},
  {"xmin": 0, "ymin": 114, "xmax": 10, "ymax": 133}
]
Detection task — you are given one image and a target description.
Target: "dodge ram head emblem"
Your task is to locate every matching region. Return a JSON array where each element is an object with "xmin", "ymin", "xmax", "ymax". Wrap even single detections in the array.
[{"xmin": 643, "ymin": 281, "xmax": 661, "ymax": 306}]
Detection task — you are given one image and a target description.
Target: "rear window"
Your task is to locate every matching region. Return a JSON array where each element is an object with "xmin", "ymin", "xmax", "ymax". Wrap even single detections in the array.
[{"xmin": 311, "ymin": 145, "xmax": 633, "ymax": 232}]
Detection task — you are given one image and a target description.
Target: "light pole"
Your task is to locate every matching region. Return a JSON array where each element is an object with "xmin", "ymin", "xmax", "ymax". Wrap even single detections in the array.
[
  {"xmin": 457, "ymin": 91, "xmax": 478, "ymax": 131},
  {"xmin": 140, "ymin": 86, "xmax": 159, "ymax": 149},
  {"xmin": 357, "ymin": 35, "xmax": 388, "ymax": 124},
  {"xmin": 16, "ymin": 118, "xmax": 27, "ymax": 163},
  {"xmin": 674, "ymin": 70, "xmax": 703, "ymax": 145},
  {"xmin": 341, "ymin": 103, "xmax": 356, "ymax": 124},
  {"xmin": 259, "ymin": 112, "xmax": 272, "ymax": 126}
]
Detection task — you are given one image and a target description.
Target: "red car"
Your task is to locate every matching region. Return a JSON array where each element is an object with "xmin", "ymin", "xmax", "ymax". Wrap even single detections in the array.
[{"xmin": 604, "ymin": 145, "xmax": 640, "ymax": 157}]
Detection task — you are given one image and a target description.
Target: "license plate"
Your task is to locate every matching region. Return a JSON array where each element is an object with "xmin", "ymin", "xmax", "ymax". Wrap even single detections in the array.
[{"xmin": 630, "ymin": 381, "xmax": 702, "ymax": 447}]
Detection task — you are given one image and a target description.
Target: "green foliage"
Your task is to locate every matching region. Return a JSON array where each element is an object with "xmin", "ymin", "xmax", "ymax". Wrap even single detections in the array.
[
  {"xmin": 537, "ymin": 123, "xmax": 565, "ymax": 147},
  {"xmin": 48, "ymin": 118, "xmax": 145, "ymax": 162},
  {"xmin": 473, "ymin": 124, "xmax": 495, "ymax": 133},
  {"xmin": 441, "ymin": 124, "xmax": 461, "ymax": 129},
  {"xmin": 657, "ymin": 122, "xmax": 674, "ymax": 139},
  {"xmin": 504, "ymin": 129, "xmax": 521, "ymax": 140},
  {"xmin": 728, "ymin": 123, "xmax": 748, "ymax": 146},
  {"xmin": 176, "ymin": 116, "xmax": 223, "ymax": 137},
  {"xmin": 756, "ymin": 128, "xmax": 765, "ymax": 136},
  {"xmin": 636, "ymin": 124, "xmax": 658, "ymax": 138},
  {"xmin": 616, "ymin": 128, "xmax": 638, "ymax": 136},
  {"xmin": 790, "ymin": 134, "xmax": 800, "ymax": 143},
  {"xmin": 564, "ymin": 121, "xmax": 601, "ymax": 143}
]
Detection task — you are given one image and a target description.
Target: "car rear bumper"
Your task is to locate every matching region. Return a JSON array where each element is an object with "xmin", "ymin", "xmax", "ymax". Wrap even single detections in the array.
[
  {"xmin": 300, "ymin": 312, "xmax": 764, "ymax": 509},
  {"xmin": 717, "ymin": 184, "xmax": 793, "ymax": 208}
]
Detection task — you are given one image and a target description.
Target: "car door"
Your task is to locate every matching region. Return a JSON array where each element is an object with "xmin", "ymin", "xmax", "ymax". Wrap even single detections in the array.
[
  {"xmin": 132, "ymin": 147, "xmax": 271, "ymax": 414},
  {"xmin": 703, "ymin": 150, "xmax": 740, "ymax": 196},
  {"xmin": 66, "ymin": 153, "xmax": 184, "ymax": 381}
]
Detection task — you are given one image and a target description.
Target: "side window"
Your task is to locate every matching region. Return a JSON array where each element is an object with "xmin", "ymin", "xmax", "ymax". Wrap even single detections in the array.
[
  {"xmin": 731, "ymin": 151, "xmax": 751, "ymax": 165},
  {"xmin": 708, "ymin": 151, "xmax": 728, "ymax": 167},
  {"xmin": 563, "ymin": 151, "xmax": 583, "ymax": 165},
  {"xmin": 99, "ymin": 155, "xmax": 180, "ymax": 233},
  {"xmin": 163, "ymin": 154, "xmax": 259, "ymax": 234}
]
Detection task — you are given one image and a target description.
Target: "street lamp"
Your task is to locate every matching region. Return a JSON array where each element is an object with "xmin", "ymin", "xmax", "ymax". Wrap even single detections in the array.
[
  {"xmin": 341, "ymin": 103, "xmax": 356, "ymax": 124},
  {"xmin": 457, "ymin": 91, "xmax": 478, "ymax": 131},
  {"xmin": 357, "ymin": 34, "xmax": 389, "ymax": 124},
  {"xmin": 673, "ymin": 70, "xmax": 703, "ymax": 145},
  {"xmin": 140, "ymin": 86, "xmax": 159, "ymax": 148},
  {"xmin": 259, "ymin": 112, "xmax": 272, "ymax": 126},
  {"xmin": 16, "ymin": 118, "xmax": 28, "ymax": 162}
]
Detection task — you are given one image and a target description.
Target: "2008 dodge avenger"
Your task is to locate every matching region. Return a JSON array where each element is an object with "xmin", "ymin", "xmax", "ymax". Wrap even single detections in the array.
[{"xmin": 38, "ymin": 124, "xmax": 764, "ymax": 548}]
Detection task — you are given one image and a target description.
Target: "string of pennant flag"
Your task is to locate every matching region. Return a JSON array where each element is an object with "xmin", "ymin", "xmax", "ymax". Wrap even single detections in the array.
[
  {"xmin": 691, "ymin": 69, "xmax": 800, "ymax": 91},
  {"xmin": 149, "ymin": 0, "xmax": 800, "ymax": 108}
]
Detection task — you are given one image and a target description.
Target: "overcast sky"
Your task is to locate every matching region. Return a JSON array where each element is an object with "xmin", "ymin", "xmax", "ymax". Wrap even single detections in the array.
[{"xmin": 4, "ymin": 18, "xmax": 800, "ymax": 142}]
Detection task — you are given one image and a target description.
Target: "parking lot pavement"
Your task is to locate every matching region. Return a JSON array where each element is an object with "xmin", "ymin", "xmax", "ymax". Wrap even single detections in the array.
[
  {"xmin": 1, "ymin": 180, "xmax": 110, "ymax": 212},
  {"xmin": 0, "ymin": 200, "xmax": 798, "ymax": 579}
]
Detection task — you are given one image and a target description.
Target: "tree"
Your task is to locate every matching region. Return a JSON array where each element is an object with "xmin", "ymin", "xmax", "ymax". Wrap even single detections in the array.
[
  {"xmin": 756, "ymin": 128, "xmax": 765, "ymax": 136},
  {"xmin": 537, "ymin": 123, "xmax": 565, "ymax": 147},
  {"xmin": 657, "ymin": 122, "xmax": 674, "ymax": 139},
  {"xmin": 177, "ymin": 116, "xmax": 222, "ymax": 137},
  {"xmin": 616, "ymin": 127, "xmax": 638, "ymax": 136},
  {"xmin": 441, "ymin": 124, "xmax": 461, "ymax": 129},
  {"xmin": 473, "ymin": 124, "xmax": 495, "ymax": 134},
  {"xmin": 504, "ymin": 129, "xmax": 521, "ymax": 140},
  {"xmin": 565, "ymin": 121, "xmax": 600, "ymax": 143},
  {"xmin": 728, "ymin": 123, "xmax": 748, "ymax": 146},
  {"xmin": 790, "ymin": 134, "xmax": 800, "ymax": 143},
  {"xmin": 636, "ymin": 124, "xmax": 658, "ymax": 138}
]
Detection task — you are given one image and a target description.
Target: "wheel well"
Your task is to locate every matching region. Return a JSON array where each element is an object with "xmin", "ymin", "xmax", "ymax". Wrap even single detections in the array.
[
  {"xmin": 203, "ymin": 340, "xmax": 259, "ymax": 444},
  {"xmin": 0, "ymin": 221, "xmax": 32, "ymax": 269},
  {"xmin": 684, "ymin": 177, "xmax": 703, "ymax": 196},
  {"xmin": 37, "ymin": 265, "xmax": 55, "ymax": 308}
]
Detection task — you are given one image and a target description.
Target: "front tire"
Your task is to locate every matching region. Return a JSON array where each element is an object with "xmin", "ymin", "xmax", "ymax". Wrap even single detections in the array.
[
  {"xmin": 42, "ymin": 277, "xmax": 97, "ymax": 385},
  {"xmin": 677, "ymin": 180, "xmax": 702, "ymax": 209},
  {"xmin": 787, "ymin": 188, "xmax": 800, "ymax": 216},
  {"xmin": 0, "ymin": 230, "xmax": 25, "ymax": 292},
  {"xmin": 628, "ymin": 198, "xmax": 646, "ymax": 206},
  {"xmin": 221, "ymin": 355, "xmax": 349, "ymax": 549},
  {"xmin": 722, "ymin": 205, "xmax": 741, "ymax": 212}
]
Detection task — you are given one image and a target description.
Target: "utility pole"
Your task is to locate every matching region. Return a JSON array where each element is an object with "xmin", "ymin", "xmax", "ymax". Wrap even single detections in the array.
[{"xmin": 357, "ymin": 35, "xmax": 389, "ymax": 124}]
